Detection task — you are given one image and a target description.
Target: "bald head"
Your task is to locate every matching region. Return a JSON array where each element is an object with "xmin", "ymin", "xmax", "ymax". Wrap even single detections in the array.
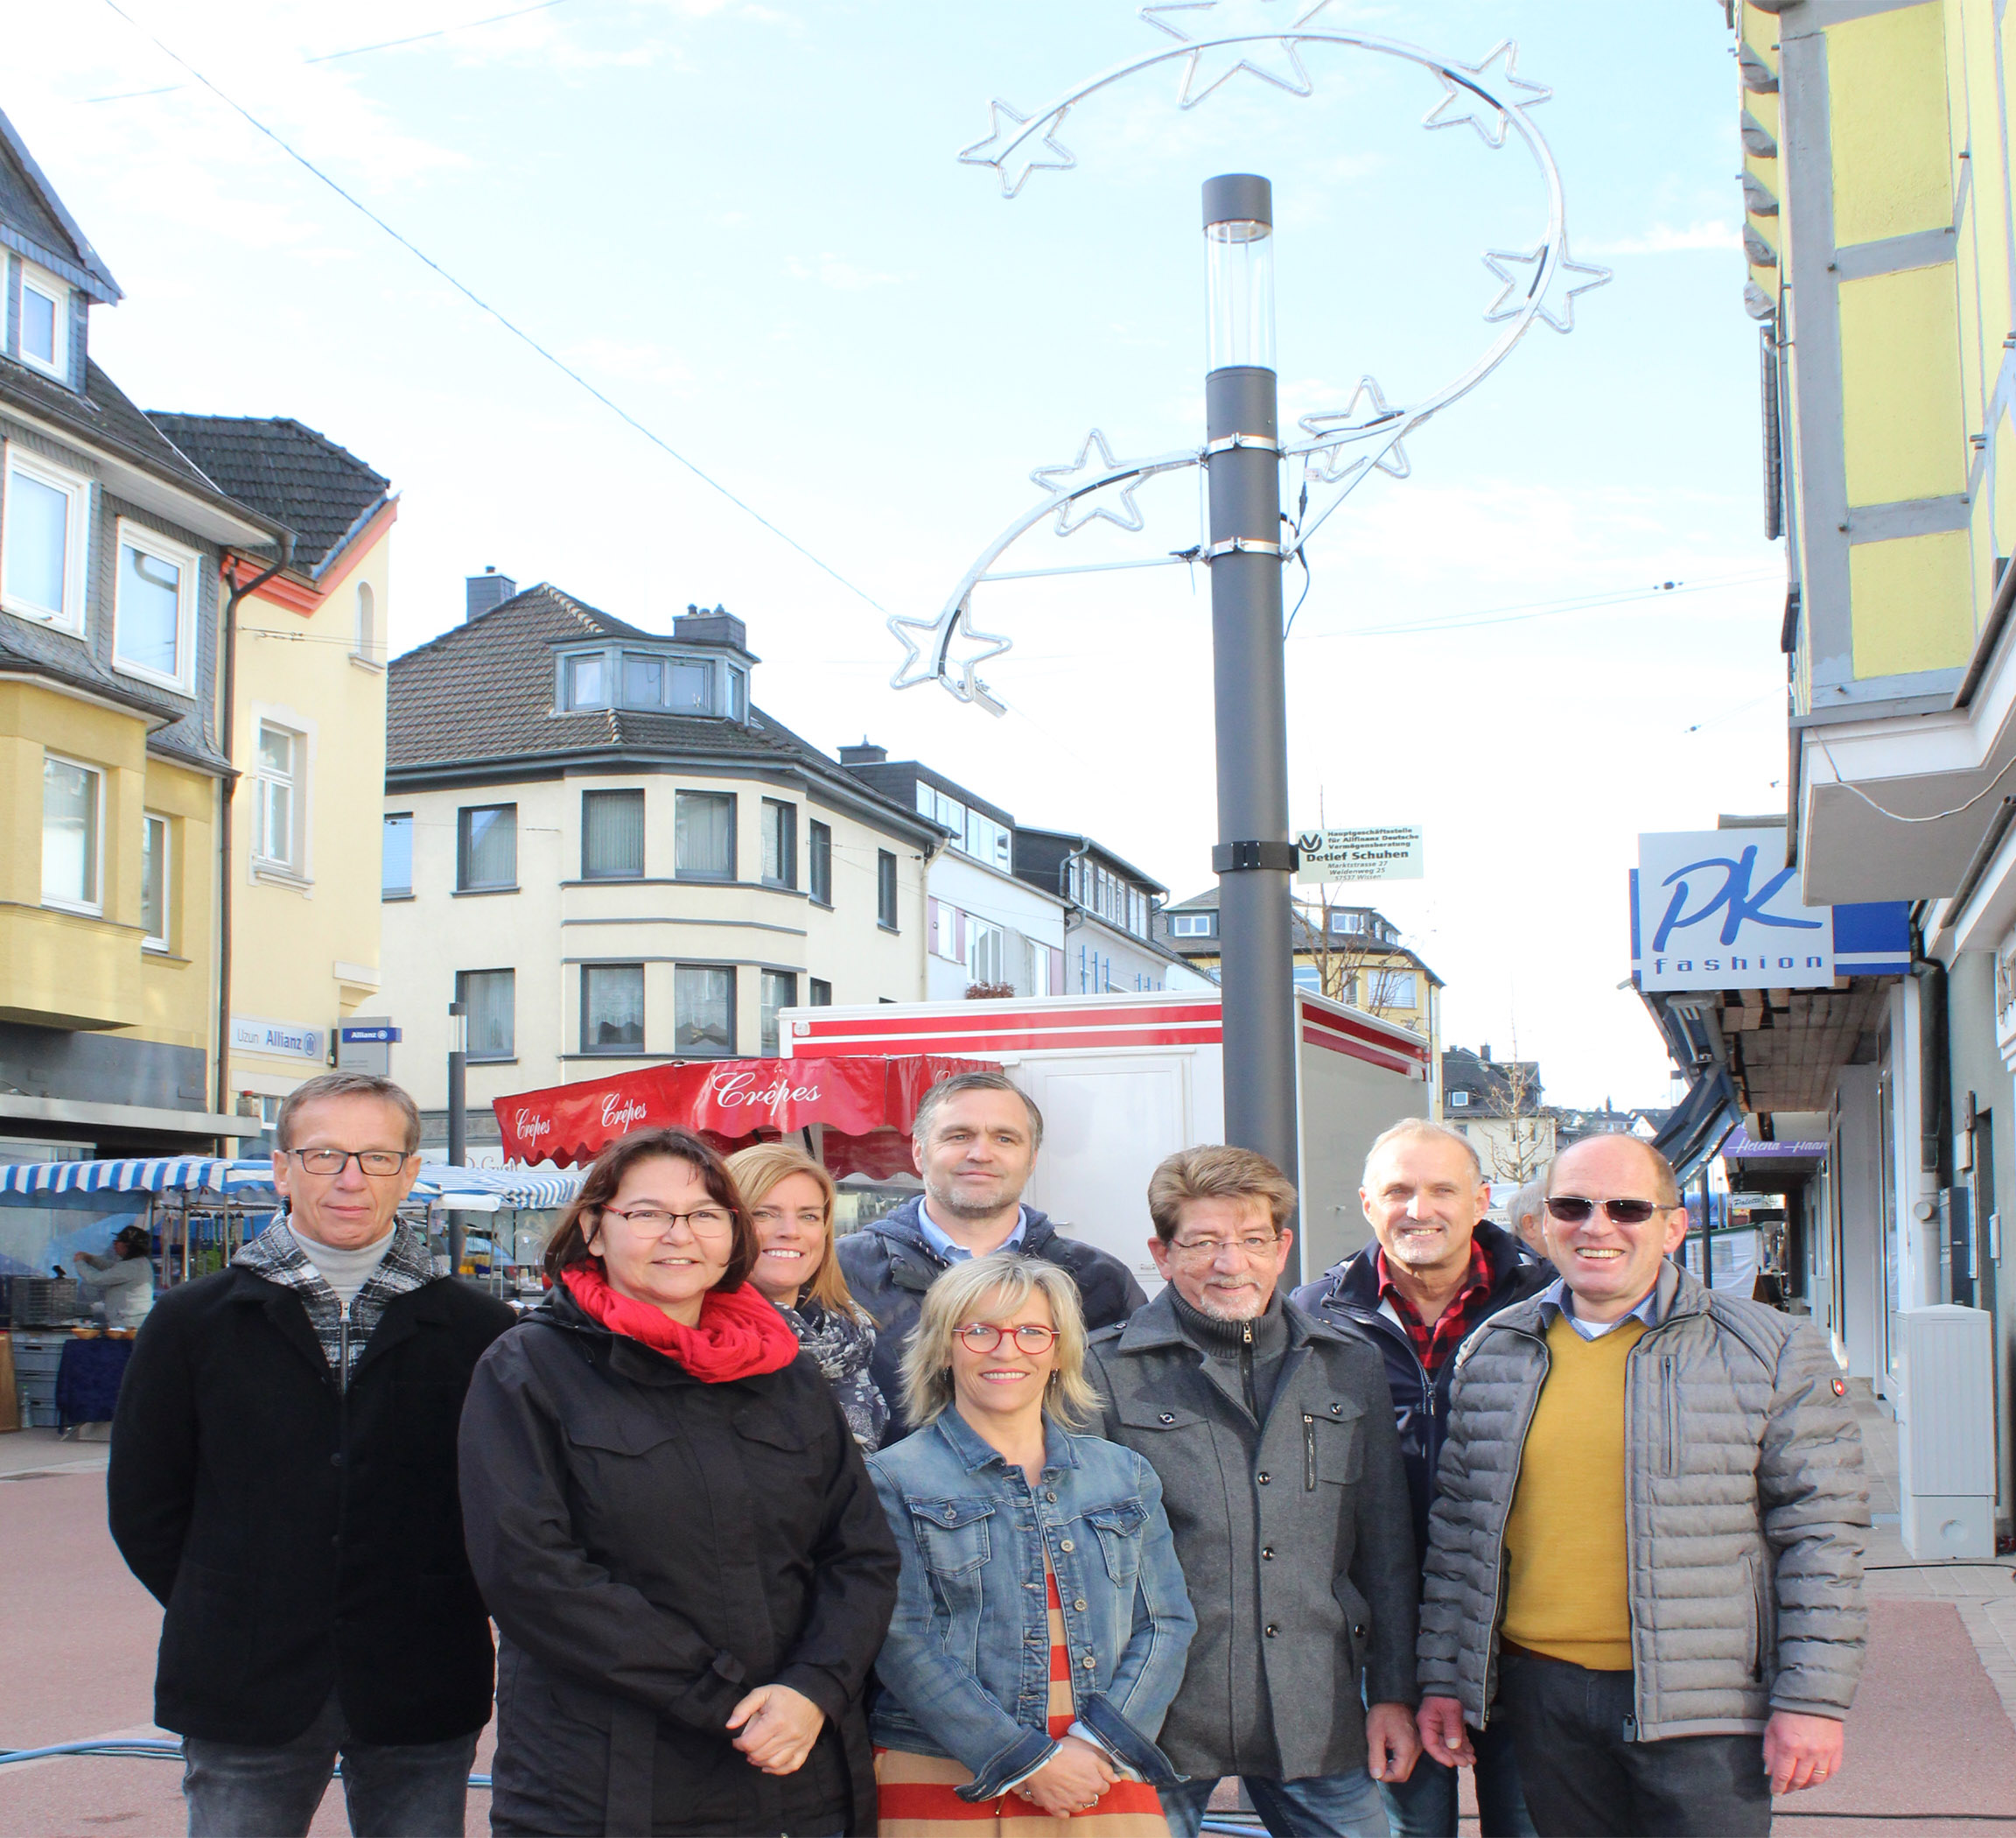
[{"xmin": 1545, "ymin": 1134, "xmax": 1679, "ymax": 1208}]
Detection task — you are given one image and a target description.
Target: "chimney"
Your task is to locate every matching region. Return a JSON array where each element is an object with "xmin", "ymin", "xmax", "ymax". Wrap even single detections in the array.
[
  {"xmin": 466, "ymin": 566, "xmax": 515, "ymax": 622},
  {"xmin": 838, "ymin": 739, "xmax": 888, "ymax": 767},
  {"xmin": 673, "ymin": 601, "xmax": 751, "ymax": 655},
  {"xmin": 1480, "ymin": 1043, "xmax": 1492, "ymax": 1062}
]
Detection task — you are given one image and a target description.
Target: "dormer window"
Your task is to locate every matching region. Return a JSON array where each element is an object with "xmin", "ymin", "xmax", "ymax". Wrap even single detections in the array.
[
  {"xmin": 557, "ymin": 644, "xmax": 750, "ymax": 719},
  {"xmin": 1170, "ymin": 912, "xmax": 1215, "ymax": 937},
  {"xmin": 17, "ymin": 263, "xmax": 69, "ymax": 380}
]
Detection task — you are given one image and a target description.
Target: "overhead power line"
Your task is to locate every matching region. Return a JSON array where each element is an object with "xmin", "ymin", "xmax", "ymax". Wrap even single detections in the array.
[{"xmin": 96, "ymin": 0, "xmax": 892, "ymax": 619}]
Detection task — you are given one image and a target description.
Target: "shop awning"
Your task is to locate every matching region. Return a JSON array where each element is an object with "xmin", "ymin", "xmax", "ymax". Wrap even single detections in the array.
[
  {"xmin": 1653, "ymin": 1066, "xmax": 1742, "ymax": 1187},
  {"xmin": 0, "ymin": 1157, "xmax": 579, "ymax": 1213},
  {"xmin": 0, "ymin": 1157, "xmax": 233, "ymax": 1199},
  {"xmin": 492, "ymin": 1056, "xmax": 998, "ymax": 1173}
]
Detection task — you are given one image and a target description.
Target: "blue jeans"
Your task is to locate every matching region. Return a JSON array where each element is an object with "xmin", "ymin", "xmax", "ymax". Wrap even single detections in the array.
[
  {"xmin": 181, "ymin": 1689, "xmax": 477, "ymax": 1837},
  {"xmin": 1379, "ymin": 1709, "xmax": 1535, "ymax": 1838},
  {"xmin": 1161, "ymin": 1771, "xmax": 1391, "ymax": 1838}
]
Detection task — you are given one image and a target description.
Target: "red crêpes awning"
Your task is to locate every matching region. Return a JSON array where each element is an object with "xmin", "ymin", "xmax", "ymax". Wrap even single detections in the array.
[{"xmin": 491, "ymin": 1055, "xmax": 998, "ymax": 1176}]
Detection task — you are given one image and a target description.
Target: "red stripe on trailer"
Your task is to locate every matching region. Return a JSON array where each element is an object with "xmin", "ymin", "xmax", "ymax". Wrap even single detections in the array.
[
  {"xmin": 1302, "ymin": 1024, "xmax": 1425, "ymax": 1077},
  {"xmin": 809, "ymin": 1024, "xmax": 1222, "ymax": 1056},
  {"xmin": 791, "ymin": 1002, "xmax": 1222, "ymax": 1044},
  {"xmin": 1298, "ymin": 1002, "xmax": 1428, "ymax": 1066}
]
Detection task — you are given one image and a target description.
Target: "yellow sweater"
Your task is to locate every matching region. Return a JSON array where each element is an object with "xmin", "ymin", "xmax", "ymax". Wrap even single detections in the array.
[{"xmin": 1500, "ymin": 1314, "xmax": 1647, "ymax": 1671}]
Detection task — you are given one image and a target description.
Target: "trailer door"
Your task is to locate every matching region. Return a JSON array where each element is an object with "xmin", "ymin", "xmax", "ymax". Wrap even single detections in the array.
[{"xmin": 1017, "ymin": 1055, "xmax": 1191, "ymax": 1294}]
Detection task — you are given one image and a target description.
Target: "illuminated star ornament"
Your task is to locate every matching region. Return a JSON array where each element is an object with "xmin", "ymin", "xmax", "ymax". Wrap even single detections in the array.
[
  {"xmin": 958, "ymin": 100, "xmax": 1075, "ymax": 199},
  {"xmin": 1031, "ymin": 429, "xmax": 1150, "ymax": 534},
  {"xmin": 1422, "ymin": 40, "xmax": 1552, "ymax": 148},
  {"xmin": 1482, "ymin": 237, "xmax": 1613, "ymax": 333},
  {"xmin": 886, "ymin": 600, "xmax": 1013, "ymax": 716},
  {"xmin": 1299, "ymin": 376, "xmax": 1410, "ymax": 484},
  {"xmin": 1140, "ymin": 0, "xmax": 1337, "ymax": 108}
]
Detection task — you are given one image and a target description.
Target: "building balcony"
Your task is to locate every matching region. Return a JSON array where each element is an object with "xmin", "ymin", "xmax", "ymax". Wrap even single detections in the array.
[{"xmin": 0, "ymin": 902, "xmax": 145, "ymax": 1030}]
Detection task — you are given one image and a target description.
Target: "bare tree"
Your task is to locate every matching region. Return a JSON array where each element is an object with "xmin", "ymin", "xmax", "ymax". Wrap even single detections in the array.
[{"xmin": 1475, "ymin": 1046, "xmax": 1552, "ymax": 1183}]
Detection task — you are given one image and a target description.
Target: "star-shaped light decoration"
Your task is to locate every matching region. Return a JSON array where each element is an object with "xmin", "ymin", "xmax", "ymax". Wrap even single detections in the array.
[
  {"xmin": 1030, "ymin": 428, "xmax": 1150, "ymax": 535},
  {"xmin": 1140, "ymin": 0, "xmax": 1336, "ymax": 109},
  {"xmin": 1421, "ymin": 40, "xmax": 1551, "ymax": 149},
  {"xmin": 1481, "ymin": 237, "xmax": 1613, "ymax": 333},
  {"xmin": 886, "ymin": 601, "xmax": 1012, "ymax": 716},
  {"xmin": 1298, "ymin": 376, "xmax": 1410, "ymax": 484},
  {"xmin": 958, "ymin": 100, "xmax": 1076, "ymax": 198}
]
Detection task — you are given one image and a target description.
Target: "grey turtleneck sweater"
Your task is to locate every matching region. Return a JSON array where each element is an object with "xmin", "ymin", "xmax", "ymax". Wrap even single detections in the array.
[
  {"xmin": 294, "ymin": 1226, "xmax": 396, "ymax": 1310},
  {"xmin": 1169, "ymin": 1287, "xmax": 1292, "ymax": 1424}
]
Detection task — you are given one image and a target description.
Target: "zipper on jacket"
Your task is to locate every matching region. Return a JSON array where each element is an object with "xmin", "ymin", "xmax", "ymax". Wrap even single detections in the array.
[
  {"xmin": 1241, "ymin": 1320, "xmax": 1257, "ymax": 1421},
  {"xmin": 1304, "ymin": 1415, "xmax": 1317, "ymax": 1490},
  {"xmin": 1621, "ymin": 1314, "xmax": 1683, "ymax": 1737},
  {"xmin": 1662, "ymin": 1354, "xmax": 1679, "ymax": 1477}
]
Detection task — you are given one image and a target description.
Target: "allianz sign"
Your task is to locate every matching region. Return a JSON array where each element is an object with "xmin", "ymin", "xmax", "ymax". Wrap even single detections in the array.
[{"xmin": 1634, "ymin": 828, "xmax": 1832, "ymax": 993}]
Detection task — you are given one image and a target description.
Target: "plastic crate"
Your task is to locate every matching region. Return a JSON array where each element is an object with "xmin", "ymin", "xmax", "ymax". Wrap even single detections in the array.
[{"xmin": 9, "ymin": 1280, "xmax": 78, "ymax": 1328}]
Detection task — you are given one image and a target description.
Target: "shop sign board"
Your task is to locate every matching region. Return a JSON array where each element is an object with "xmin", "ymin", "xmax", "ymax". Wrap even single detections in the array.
[
  {"xmin": 1295, "ymin": 824, "xmax": 1424, "ymax": 885},
  {"xmin": 1635, "ymin": 829, "xmax": 1832, "ymax": 992},
  {"xmin": 231, "ymin": 1014, "xmax": 327, "ymax": 1063}
]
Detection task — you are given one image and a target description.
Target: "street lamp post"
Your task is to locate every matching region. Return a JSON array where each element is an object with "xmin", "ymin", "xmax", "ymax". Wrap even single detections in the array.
[
  {"xmin": 1201, "ymin": 173, "xmax": 1299, "ymax": 1209},
  {"xmin": 446, "ymin": 1000, "xmax": 467, "ymax": 1277}
]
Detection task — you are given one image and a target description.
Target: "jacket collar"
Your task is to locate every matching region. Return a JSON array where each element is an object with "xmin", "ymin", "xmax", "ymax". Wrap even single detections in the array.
[
  {"xmin": 1113, "ymin": 1282, "xmax": 1345, "ymax": 1355},
  {"xmin": 1326, "ymin": 1218, "xmax": 1535, "ymax": 1316},
  {"xmin": 1460, "ymin": 1254, "xmax": 1704, "ymax": 1357},
  {"xmin": 927, "ymin": 1400, "xmax": 1082, "ymax": 1477},
  {"xmin": 873, "ymin": 1193, "xmax": 1058, "ymax": 1261}
]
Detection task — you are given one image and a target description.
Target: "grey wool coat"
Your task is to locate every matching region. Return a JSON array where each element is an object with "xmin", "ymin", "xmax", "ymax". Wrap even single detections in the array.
[
  {"xmin": 1085, "ymin": 1288, "xmax": 1418, "ymax": 1782},
  {"xmin": 1418, "ymin": 1259, "xmax": 1869, "ymax": 1742}
]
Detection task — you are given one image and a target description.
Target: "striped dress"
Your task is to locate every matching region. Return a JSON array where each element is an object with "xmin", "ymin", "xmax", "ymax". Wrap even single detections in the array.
[{"xmin": 875, "ymin": 1554, "xmax": 1170, "ymax": 1836}]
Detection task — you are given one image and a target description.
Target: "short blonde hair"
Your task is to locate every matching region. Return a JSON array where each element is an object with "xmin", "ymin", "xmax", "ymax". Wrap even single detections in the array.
[
  {"xmin": 900, "ymin": 1252, "xmax": 1098, "ymax": 1433},
  {"xmin": 1146, "ymin": 1144, "xmax": 1298, "ymax": 1243},
  {"xmin": 724, "ymin": 1143, "xmax": 858, "ymax": 1317}
]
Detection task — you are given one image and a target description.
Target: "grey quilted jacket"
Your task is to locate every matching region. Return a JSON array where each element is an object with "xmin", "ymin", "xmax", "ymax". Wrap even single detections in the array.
[{"xmin": 1418, "ymin": 1260, "xmax": 1868, "ymax": 1741}]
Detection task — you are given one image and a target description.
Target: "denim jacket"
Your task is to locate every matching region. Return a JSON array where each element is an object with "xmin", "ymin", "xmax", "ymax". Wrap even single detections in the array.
[{"xmin": 865, "ymin": 1408, "xmax": 1197, "ymax": 1801}]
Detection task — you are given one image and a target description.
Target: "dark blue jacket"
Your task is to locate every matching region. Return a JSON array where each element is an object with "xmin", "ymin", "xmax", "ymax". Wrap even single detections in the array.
[
  {"xmin": 1290, "ymin": 1221, "xmax": 1550, "ymax": 1564},
  {"xmin": 836, "ymin": 1196, "xmax": 1147, "ymax": 1444}
]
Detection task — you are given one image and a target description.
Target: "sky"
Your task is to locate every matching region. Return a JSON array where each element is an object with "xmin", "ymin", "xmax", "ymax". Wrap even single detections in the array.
[{"xmin": 5, "ymin": 0, "xmax": 1782, "ymax": 1110}]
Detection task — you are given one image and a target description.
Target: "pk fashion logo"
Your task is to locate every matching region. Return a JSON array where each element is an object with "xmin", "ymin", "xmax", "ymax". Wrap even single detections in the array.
[{"xmin": 1636, "ymin": 830, "xmax": 1834, "ymax": 993}]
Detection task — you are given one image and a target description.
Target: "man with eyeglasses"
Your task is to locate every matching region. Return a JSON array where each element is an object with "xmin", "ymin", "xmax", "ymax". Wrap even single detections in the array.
[
  {"xmin": 1291, "ymin": 1119, "xmax": 1550, "ymax": 1838},
  {"xmin": 1086, "ymin": 1145, "xmax": 1419, "ymax": 1838},
  {"xmin": 110, "ymin": 1072, "xmax": 515, "ymax": 1837},
  {"xmin": 1415, "ymin": 1135, "xmax": 1868, "ymax": 1838}
]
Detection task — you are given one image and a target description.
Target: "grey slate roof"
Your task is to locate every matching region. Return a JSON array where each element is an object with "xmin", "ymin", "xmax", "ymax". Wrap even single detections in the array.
[
  {"xmin": 145, "ymin": 415, "xmax": 391, "ymax": 573},
  {"xmin": 385, "ymin": 585, "xmax": 936, "ymax": 839},
  {"xmin": 0, "ymin": 108, "xmax": 121, "ymax": 299},
  {"xmin": 0, "ymin": 606, "xmax": 184, "ymax": 726}
]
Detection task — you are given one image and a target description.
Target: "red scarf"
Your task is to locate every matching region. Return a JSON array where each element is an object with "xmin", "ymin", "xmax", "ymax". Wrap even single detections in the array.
[{"xmin": 563, "ymin": 1262, "xmax": 801, "ymax": 1383}]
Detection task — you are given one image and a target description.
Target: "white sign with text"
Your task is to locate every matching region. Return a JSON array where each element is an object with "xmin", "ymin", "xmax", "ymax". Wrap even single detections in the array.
[
  {"xmin": 1295, "ymin": 825, "xmax": 1424, "ymax": 885},
  {"xmin": 1637, "ymin": 829, "xmax": 1834, "ymax": 993}
]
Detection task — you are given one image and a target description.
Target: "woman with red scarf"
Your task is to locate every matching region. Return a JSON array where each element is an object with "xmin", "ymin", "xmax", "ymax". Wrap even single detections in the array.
[{"xmin": 459, "ymin": 1127, "xmax": 900, "ymax": 1836}]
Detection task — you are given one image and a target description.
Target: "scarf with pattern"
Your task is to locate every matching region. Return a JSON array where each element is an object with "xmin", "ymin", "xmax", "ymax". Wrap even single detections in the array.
[{"xmin": 234, "ymin": 1217, "xmax": 438, "ymax": 1387}]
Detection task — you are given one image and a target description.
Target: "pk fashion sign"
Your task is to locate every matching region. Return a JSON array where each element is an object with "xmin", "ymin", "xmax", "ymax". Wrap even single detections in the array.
[
  {"xmin": 1635, "ymin": 830, "xmax": 1831, "ymax": 993},
  {"xmin": 1295, "ymin": 824, "xmax": 1424, "ymax": 885}
]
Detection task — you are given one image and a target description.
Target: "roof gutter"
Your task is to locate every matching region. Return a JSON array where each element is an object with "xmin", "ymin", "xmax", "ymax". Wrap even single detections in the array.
[{"xmin": 214, "ymin": 535, "xmax": 296, "ymax": 1126}]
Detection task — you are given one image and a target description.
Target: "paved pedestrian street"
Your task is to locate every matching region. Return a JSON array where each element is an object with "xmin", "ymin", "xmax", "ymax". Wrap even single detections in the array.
[{"xmin": 4, "ymin": 1396, "xmax": 2010, "ymax": 1836}]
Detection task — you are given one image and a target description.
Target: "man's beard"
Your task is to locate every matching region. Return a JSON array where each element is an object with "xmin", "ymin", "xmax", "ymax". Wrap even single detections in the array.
[
  {"xmin": 1195, "ymin": 1280, "xmax": 1267, "ymax": 1321},
  {"xmin": 926, "ymin": 1176, "xmax": 1012, "ymax": 1221}
]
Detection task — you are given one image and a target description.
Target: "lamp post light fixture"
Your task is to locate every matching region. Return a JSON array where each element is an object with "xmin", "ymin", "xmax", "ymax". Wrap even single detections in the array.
[
  {"xmin": 1200, "ymin": 172, "xmax": 1298, "ymax": 1198},
  {"xmin": 889, "ymin": 10, "xmax": 1609, "ymax": 1186}
]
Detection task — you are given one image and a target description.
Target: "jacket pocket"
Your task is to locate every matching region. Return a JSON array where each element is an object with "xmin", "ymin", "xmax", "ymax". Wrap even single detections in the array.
[
  {"xmin": 564, "ymin": 1413, "xmax": 680, "ymax": 1459},
  {"xmin": 1085, "ymin": 1499, "xmax": 1149, "ymax": 1586},
  {"xmin": 1305, "ymin": 1400, "xmax": 1366, "ymax": 1490},
  {"xmin": 906, "ymin": 1496, "xmax": 995, "ymax": 1576},
  {"xmin": 1746, "ymin": 1551, "xmax": 1772, "ymax": 1680},
  {"xmin": 1662, "ymin": 1355, "xmax": 1681, "ymax": 1478}
]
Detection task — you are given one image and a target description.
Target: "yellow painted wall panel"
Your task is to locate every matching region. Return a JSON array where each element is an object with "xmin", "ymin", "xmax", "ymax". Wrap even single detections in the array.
[
  {"xmin": 1851, "ymin": 528, "xmax": 1974, "ymax": 675},
  {"xmin": 1838, "ymin": 264, "xmax": 1967, "ymax": 503},
  {"xmin": 1828, "ymin": 5, "xmax": 1953, "ymax": 245}
]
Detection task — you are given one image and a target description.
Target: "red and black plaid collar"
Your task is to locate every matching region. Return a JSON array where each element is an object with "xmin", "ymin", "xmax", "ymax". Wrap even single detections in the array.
[{"xmin": 1376, "ymin": 1237, "xmax": 1494, "ymax": 1374}]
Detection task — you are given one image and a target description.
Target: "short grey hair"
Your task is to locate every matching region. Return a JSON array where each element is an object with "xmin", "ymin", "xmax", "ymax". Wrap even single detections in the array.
[
  {"xmin": 1507, "ymin": 1180, "xmax": 1546, "ymax": 1229},
  {"xmin": 912, "ymin": 1070, "xmax": 1044, "ymax": 1149},
  {"xmin": 275, "ymin": 1072, "xmax": 422, "ymax": 1154},
  {"xmin": 1361, "ymin": 1117, "xmax": 1482, "ymax": 1189}
]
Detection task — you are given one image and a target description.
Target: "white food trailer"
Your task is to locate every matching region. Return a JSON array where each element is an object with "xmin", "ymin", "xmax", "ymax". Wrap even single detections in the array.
[{"xmin": 780, "ymin": 987, "xmax": 1430, "ymax": 1293}]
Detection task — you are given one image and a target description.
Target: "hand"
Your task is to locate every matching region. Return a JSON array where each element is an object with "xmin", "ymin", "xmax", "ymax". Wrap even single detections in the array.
[
  {"xmin": 1417, "ymin": 1695, "xmax": 1475, "ymax": 1770},
  {"xmin": 1015, "ymin": 1737, "xmax": 1118, "ymax": 1818},
  {"xmin": 726, "ymin": 1683, "xmax": 825, "ymax": 1776},
  {"xmin": 1763, "ymin": 1709, "xmax": 1844, "ymax": 1794},
  {"xmin": 1366, "ymin": 1701, "xmax": 1421, "ymax": 1784}
]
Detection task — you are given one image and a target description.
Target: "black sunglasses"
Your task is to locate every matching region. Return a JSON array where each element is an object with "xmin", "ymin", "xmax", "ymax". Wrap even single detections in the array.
[{"xmin": 1544, "ymin": 1196, "xmax": 1675, "ymax": 1226}]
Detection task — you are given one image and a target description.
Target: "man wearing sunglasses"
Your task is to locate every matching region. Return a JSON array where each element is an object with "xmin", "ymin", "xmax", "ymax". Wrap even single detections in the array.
[
  {"xmin": 1087, "ymin": 1145, "xmax": 1419, "ymax": 1838},
  {"xmin": 1414, "ymin": 1134, "xmax": 1868, "ymax": 1837},
  {"xmin": 110, "ymin": 1072, "xmax": 514, "ymax": 1837}
]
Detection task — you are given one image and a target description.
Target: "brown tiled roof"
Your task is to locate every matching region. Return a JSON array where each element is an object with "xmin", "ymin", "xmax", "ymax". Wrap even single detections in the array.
[{"xmin": 145, "ymin": 415, "xmax": 389, "ymax": 572}]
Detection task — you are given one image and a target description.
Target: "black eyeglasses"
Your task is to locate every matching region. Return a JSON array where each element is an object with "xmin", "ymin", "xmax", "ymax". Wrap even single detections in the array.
[
  {"xmin": 1544, "ymin": 1196, "xmax": 1676, "ymax": 1226},
  {"xmin": 284, "ymin": 1148, "xmax": 410, "ymax": 1177}
]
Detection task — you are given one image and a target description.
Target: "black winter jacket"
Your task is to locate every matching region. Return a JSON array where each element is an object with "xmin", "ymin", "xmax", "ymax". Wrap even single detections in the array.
[
  {"xmin": 107, "ymin": 1263, "xmax": 514, "ymax": 1745},
  {"xmin": 458, "ymin": 1285, "xmax": 900, "ymax": 1838},
  {"xmin": 836, "ymin": 1196, "xmax": 1148, "ymax": 1443},
  {"xmin": 1290, "ymin": 1221, "xmax": 1551, "ymax": 1564}
]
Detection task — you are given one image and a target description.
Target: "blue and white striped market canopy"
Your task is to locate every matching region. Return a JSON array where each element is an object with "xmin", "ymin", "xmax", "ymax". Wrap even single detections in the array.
[{"xmin": 0, "ymin": 1158, "xmax": 579, "ymax": 1210}]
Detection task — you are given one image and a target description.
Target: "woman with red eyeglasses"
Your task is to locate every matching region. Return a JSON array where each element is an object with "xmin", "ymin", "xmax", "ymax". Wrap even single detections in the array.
[
  {"xmin": 864, "ymin": 1252, "xmax": 1194, "ymax": 1836},
  {"xmin": 458, "ymin": 1127, "xmax": 900, "ymax": 1836}
]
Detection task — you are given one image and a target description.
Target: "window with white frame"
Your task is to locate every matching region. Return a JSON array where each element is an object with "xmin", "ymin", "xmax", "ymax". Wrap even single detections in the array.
[
  {"xmin": 41, "ymin": 754, "xmax": 101, "ymax": 913},
  {"xmin": 253, "ymin": 722, "xmax": 304, "ymax": 873},
  {"xmin": 2, "ymin": 449, "xmax": 89, "ymax": 630},
  {"xmin": 1373, "ymin": 971, "xmax": 1418, "ymax": 1008},
  {"xmin": 564, "ymin": 652, "xmax": 607, "ymax": 710},
  {"xmin": 114, "ymin": 522, "xmax": 200, "ymax": 692},
  {"xmin": 760, "ymin": 970, "xmax": 796, "ymax": 1056},
  {"xmin": 969, "ymin": 919, "xmax": 1006, "ymax": 986},
  {"xmin": 354, "ymin": 582, "xmax": 379, "ymax": 663},
  {"xmin": 17, "ymin": 264, "xmax": 68, "ymax": 379},
  {"xmin": 1170, "ymin": 912, "xmax": 1215, "ymax": 937},
  {"xmin": 141, "ymin": 812, "xmax": 170, "ymax": 951}
]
